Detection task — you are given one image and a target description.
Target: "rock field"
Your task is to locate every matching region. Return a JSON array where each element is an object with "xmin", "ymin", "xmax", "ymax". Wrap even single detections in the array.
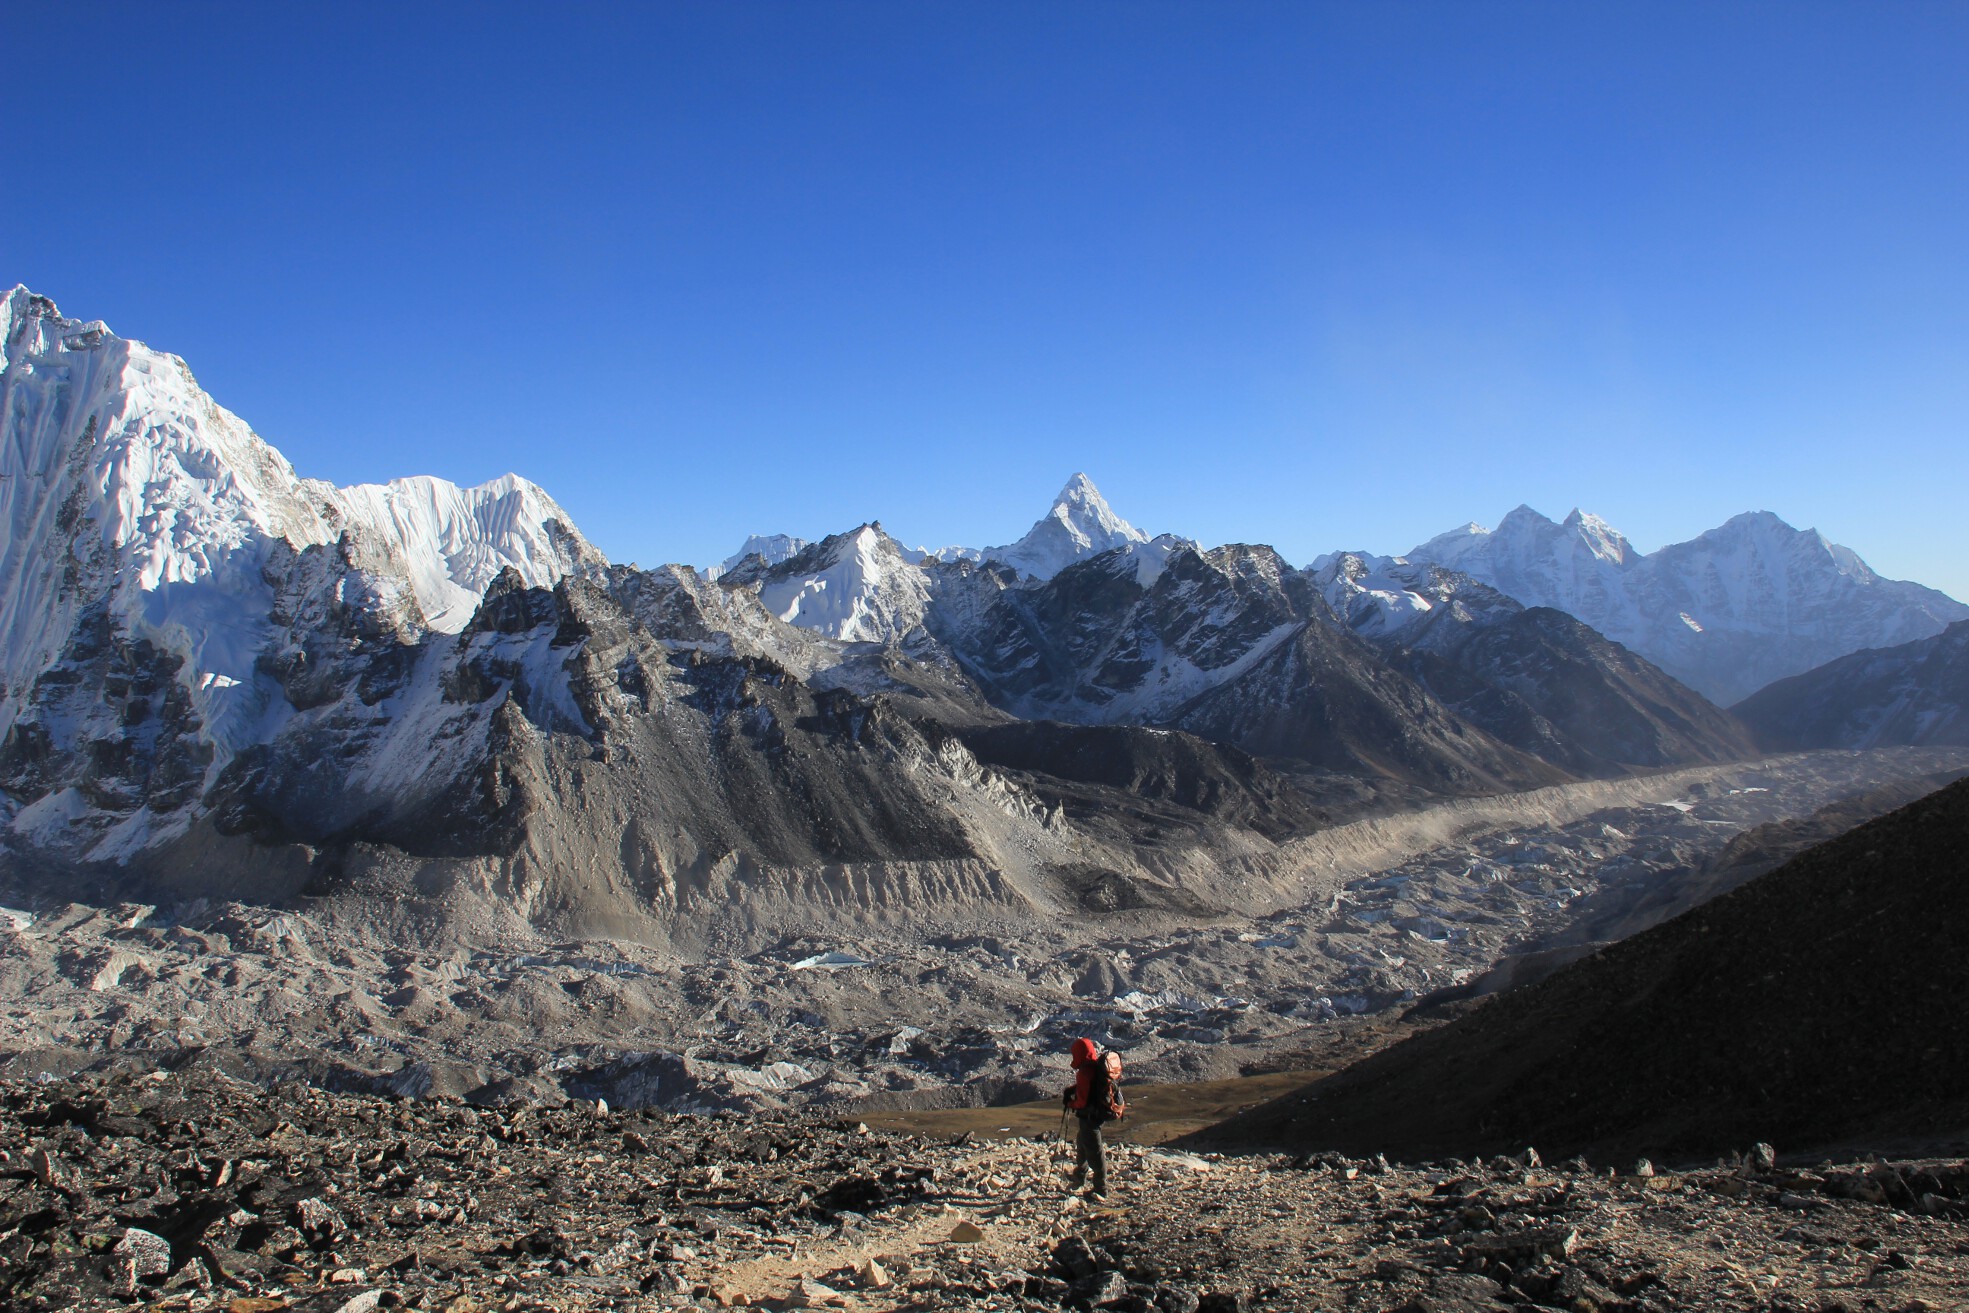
[
  {"xmin": 3, "ymin": 1069, "xmax": 1966, "ymax": 1313},
  {"xmin": 5, "ymin": 751, "xmax": 1961, "ymax": 1113}
]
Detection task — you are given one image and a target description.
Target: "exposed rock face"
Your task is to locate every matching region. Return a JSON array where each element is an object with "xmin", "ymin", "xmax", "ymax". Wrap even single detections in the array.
[
  {"xmin": 1394, "ymin": 607, "xmax": 1759, "ymax": 777},
  {"xmin": 1202, "ymin": 775, "xmax": 1969, "ymax": 1162},
  {"xmin": 929, "ymin": 542, "xmax": 1562, "ymax": 794},
  {"xmin": 1310, "ymin": 553, "xmax": 1757, "ymax": 777},
  {"xmin": 1734, "ymin": 618, "xmax": 1969, "ymax": 750},
  {"xmin": 954, "ymin": 721, "xmax": 1328, "ymax": 842}
]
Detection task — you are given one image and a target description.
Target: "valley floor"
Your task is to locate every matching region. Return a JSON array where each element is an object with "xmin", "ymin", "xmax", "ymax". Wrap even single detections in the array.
[
  {"xmin": 2, "ymin": 1069, "xmax": 1964, "ymax": 1313},
  {"xmin": 3, "ymin": 748, "xmax": 1964, "ymax": 1111}
]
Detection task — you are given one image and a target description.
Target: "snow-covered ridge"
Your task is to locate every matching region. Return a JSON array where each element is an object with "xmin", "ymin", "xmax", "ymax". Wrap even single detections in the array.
[
  {"xmin": 709, "ymin": 474, "xmax": 1161, "ymax": 645},
  {"xmin": 0, "ymin": 286, "xmax": 600, "ymax": 754},
  {"xmin": 744, "ymin": 523, "xmax": 934, "ymax": 643},
  {"xmin": 335, "ymin": 474, "xmax": 600, "ymax": 630},
  {"xmin": 1408, "ymin": 504, "xmax": 1969, "ymax": 704}
]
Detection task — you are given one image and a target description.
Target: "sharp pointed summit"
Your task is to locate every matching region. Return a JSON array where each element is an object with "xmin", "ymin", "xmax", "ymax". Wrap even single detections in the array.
[{"xmin": 983, "ymin": 473, "xmax": 1150, "ymax": 581}]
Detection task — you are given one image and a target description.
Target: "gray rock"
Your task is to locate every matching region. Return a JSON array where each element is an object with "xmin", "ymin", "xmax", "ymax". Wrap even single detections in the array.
[
  {"xmin": 1070, "ymin": 1270, "xmax": 1129, "ymax": 1307},
  {"xmin": 1460, "ymin": 1227, "xmax": 1580, "ymax": 1263},
  {"xmin": 294, "ymin": 1195, "xmax": 347, "ymax": 1239},
  {"xmin": 114, "ymin": 1227, "xmax": 172, "ymax": 1280},
  {"xmin": 1056, "ymin": 1234, "xmax": 1101, "ymax": 1279},
  {"xmin": 1153, "ymin": 1286, "xmax": 1201, "ymax": 1313}
]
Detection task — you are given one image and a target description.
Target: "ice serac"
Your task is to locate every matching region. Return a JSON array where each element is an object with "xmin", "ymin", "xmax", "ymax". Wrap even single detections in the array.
[
  {"xmin": 983, "ymin": 472, "xmax": 1150, "ymax": 581},
  {"xmin": 1408, "ymin": 505, "xmax": 1968, "ymax": 705}
]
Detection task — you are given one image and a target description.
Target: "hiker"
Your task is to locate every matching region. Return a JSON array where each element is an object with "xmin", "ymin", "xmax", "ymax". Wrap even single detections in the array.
[{"xmin": 1062, "ymin": 1036, "xmax": 1124, "ymax": 1197}]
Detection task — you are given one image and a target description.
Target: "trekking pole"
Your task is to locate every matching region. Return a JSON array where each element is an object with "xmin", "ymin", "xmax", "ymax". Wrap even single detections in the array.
[{"xmin": 1058, "ymin": 1106, "xmax": 1070, "ymax": 1145}]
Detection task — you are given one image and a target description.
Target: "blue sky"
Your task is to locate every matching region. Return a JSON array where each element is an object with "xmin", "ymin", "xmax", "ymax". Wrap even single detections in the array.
[{"xmin": 7, "ymin": 3, "xmax": 1967, "ymax": 595}]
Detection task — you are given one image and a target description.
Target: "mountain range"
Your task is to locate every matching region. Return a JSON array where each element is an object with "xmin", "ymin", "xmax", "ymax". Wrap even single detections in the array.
[
  {"xmin": 1406, "ymin": 505, "xmax": 1967, "ymax": 705},
  {"xmin": 2, "ymin": 285, "xmax": 1963, "ymax": 930}
]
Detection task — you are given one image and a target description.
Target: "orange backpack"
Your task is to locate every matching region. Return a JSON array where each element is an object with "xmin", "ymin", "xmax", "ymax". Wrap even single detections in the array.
[{"xmin": 1097, "ymin": 1050, "xmax": 1126, "ymax": 1121}]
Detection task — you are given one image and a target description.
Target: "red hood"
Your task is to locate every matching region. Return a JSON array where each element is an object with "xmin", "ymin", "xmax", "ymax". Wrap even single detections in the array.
[{"xmin": 1070, "ymin": 1037, "xmax": 1099, "ymax": 1068}]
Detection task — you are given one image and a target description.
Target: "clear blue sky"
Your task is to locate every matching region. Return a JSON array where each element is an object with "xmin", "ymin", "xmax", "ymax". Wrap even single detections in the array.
[{"xmin": 7, "ymin": 3, "xmax": 1967, "ymax": 596}]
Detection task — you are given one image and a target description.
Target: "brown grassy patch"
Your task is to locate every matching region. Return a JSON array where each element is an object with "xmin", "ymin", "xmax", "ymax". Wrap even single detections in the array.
[{"xmin": 859, "ymin": 1068, "xmax": 1331, "ymax": 1146}]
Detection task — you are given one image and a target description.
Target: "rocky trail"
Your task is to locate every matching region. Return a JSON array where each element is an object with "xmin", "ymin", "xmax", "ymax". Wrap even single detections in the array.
[{"xmin": 3, "ymin": 1070, "xmax": 1966, "ymax": 1313}]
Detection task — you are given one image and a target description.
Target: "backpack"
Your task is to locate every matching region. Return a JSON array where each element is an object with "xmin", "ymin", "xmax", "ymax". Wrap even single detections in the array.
[{"xmin": 1095, "ymin": 1049, "xmax": 1126, "ymax": 1122}]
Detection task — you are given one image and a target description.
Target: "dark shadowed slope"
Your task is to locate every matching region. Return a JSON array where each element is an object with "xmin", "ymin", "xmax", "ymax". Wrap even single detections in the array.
[
  {"xmin": 1194, "ymin": 775, "xmax": 1969, "ymax": 1163},
  {"xmin": 1398, "ymin": 606, "xmax": 1758, "ymax": 777},
  {"xmin": 1735, "ymin": 619, "xmax": 1969, "ymax": 750}
]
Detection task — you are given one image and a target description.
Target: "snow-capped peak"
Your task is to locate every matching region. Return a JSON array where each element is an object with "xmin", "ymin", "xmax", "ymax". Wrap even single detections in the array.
[
  {"xmin": 715, "ymin": 533, "xmax": 810, "ymax": 578},
  {"xmin": 0, "ymin": 287, "xmax": 602, "ymax": 760},
  {"xmin": 745, "ymin": 523, "xmax": 933, "ymax": 643},
  {"xmin": 983, "ymin": 473, "xmax": 1150, "ymax": 581},
  {"xmin": 1560, "ymin": 508, "xmax": 1635, "ymax": 566},
  {"xmin": 1406, "ymin": 521, "xmax": 1492, "ymax": 568},
  {"xmin": 333, "ymin": 472, "xmax": 601, "ymax": 631},
  {"xmin": 1407, "ymin": 501, "xmax": 1969, "ymax": 703}
]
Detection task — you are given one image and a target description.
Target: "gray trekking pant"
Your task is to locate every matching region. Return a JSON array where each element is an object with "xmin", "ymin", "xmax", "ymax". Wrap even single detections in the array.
[{"xmin": 1071, "ymin": 1115, "xmax": 1107, "ymax": 1192}]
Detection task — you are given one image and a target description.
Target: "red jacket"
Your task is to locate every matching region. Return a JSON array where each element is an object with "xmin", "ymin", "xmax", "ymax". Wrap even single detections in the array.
[{"xmin": 1065, "ymin": 1037, "xmax": 1100, "ymax": 1110}]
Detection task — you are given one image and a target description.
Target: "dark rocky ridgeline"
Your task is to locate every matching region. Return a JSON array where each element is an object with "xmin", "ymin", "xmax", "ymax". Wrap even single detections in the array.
[
  {"xmin": 1390, "ymin": 607, "xmax": 1759, "ymax": 777},
  {"xmin": 1454, "ymin": 764, "xmax": 1969, "ymax": 997},
  {"xmin": 928, "ymin": 540, "xmax": 1565, "ymax": 795},
  {"xmin": 217, "ymin": 568, "xmax": 984, "ymax": 874},
  {"xmin": 4, "ymin": 1069, "xmax": 1968, "ymax": 1313},
  {"xmin": 1162, "ymin": 610, "xmax": 1564, "ymax": 797},
  {"xmin": 1313, "ymin": 554, "xmax": 1759, "ymax": 780},
  {"xmin": 1193, "ymin": 775, "xmax": 1969, "ymax": 1164},
  {"xmin": 1734, "ymin": 618, "xmax": 1969, "ymax": 751}
]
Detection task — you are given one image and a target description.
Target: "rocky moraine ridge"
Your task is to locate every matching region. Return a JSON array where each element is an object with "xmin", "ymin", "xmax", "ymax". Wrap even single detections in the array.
[{"xmin": 3, "ymin": 1068, "xmax": 1967, "ymax": 1313}]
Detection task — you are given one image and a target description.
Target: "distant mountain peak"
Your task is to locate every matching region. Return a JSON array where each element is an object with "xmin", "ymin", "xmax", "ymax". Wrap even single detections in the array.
[
  {"xmin": 716, "ymin": 533, "xmax": 811, "ymax": 577},
  {"xmin": 1560, "ymin": 509, "xmax": 1635, "ymax": 566},
  {"xmin": 984, "ymin": 473, "xmax": 1150, "ymax": 581},
  {"xmin": 1409, "ymin": 503, "xmax": 1968, "ymax": 703},
  {"xmin": 743, "ymin": 521, "xmax": 932, "ymax": 643}
]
